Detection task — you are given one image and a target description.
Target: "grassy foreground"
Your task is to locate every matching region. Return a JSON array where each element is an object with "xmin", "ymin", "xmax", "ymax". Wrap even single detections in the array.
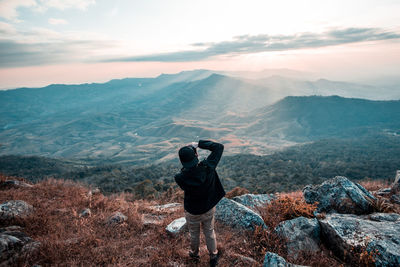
[{"xmin": 0, "ymin": 174, "xmax": 394, "ymax": 266}]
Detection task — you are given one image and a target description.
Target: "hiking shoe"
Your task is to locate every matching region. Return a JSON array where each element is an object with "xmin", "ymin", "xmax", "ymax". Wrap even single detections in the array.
[
  {"xmin": 189, "ymin": 251, "xmax": 200, "ymax": 263},
  {"xmin": 209, "ymin": 251, "xmax": 221, "ymax": 267}
]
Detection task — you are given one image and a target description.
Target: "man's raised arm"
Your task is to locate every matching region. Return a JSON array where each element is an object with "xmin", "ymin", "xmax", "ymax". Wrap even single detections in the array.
[{"xmin": 198, "ymin": 140, "xmax": 224, "ymax": 169}]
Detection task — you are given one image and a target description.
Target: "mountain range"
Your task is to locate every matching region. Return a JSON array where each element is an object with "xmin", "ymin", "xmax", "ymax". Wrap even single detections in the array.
[{"xmin": 1, "ymin": 69, "xmax": 399, "ymax": 164}]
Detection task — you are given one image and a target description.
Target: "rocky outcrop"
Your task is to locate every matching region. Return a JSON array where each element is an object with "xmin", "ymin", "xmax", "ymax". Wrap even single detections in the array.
[
  {"xmin": 303, "ymin": 176, "xmax": 376, "ymax": 214},
  {"xmin": 232, "ymin": 193, "xmax": 275, "ymax": 211},
  {"xmin": 391, "ymin": 194, "xmax": 400, "ymax": 205},
  {"xmin": 215, "ymin": 198, "xmax": 267, "ymax": 230},
  {"xmin": 165, "ymin": 217, "xmax": 186, "ymax": 235},
  {"xmin": 368, "ymin": 212, "xmax": 400, "ymax": 222},
  {"xmin": 0, "ymin": 226, "xmax": 40, "ymax": 267},
  {"xmin": 390, "ymin": 170, "xmax": 400, "ymax": 194},
  {"xmin": 319, "ymin": 213, "xmax": 400, "ymax": 267},
  {"xmin": 106, "ymin": 212, "xmax": 127, "ymax": 225},
  {"xmin": 275, "ymin": 217, "xmax": 320, "ymax": 258},
  {"xmin": 263, "ymin": 252, "xmax": 308, "ymax": 267},
  {"xmin": 142, "ymin": 214, "xmax": 166, "ymax": 226},
  {"xmin": 0, "ymin": 200, "xmax": 33, "ymax": 222}
]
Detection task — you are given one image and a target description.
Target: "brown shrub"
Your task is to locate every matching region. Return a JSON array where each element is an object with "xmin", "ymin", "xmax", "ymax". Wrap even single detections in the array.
[
  {"xmin": 158, "ymin": 186, "xmax": 184, "ymax": 204},
  {"xmin": 278, "ymin": 190, "xmax": 303, "ymax": 200},
  {"xmin": 359, "ymin": 179, "xmax": 391, "ymax": 192},
  {"xmin": 370, "ymin": 196, "xmax": 395, "ymax": 213},
  {"xmin": 225, "ymin": 186, "xmax": 250, "ymax": 199},
  {"xmin": 258, "ymin": 196, "xmax": 317, "ymax": 229}
]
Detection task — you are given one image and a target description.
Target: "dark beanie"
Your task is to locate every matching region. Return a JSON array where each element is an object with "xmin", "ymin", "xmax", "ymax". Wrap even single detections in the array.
[{"xmin": 178, "ymin": 146, "xmax": 199, "ymax": 168}]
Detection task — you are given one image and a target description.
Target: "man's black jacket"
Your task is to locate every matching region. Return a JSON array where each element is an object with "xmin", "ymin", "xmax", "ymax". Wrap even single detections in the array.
[{"xmin": 174, "ymin": 140, "xmax": 226, "ymax": 215}]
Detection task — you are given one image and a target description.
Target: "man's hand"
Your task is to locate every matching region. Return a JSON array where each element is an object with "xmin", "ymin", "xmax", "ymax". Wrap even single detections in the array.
[{"xmin": 190, "ymin": 142, "xmax": 199, "ymax": 149}]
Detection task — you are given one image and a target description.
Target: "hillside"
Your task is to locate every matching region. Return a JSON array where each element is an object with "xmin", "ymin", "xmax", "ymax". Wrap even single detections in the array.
[
  {"xmin": 1, "ymin": 134, "xmax": 399, "ymax": 196},
  {"xmin": 1, "ymin": 70, "xmax": 399, "ymax": 164},
  {"xmin": 244, "ymin": 95, "xmax": 400, "ymax": 142}
]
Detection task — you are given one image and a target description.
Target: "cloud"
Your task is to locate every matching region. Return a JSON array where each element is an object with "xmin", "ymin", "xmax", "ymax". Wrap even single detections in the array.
[
  {"xmin": 1, "ymin": 26, "xmax": 399, "ymax": 68},
  {"xmin": 105, "ymin": 27, "xmax": 400, "ymax": 62},
  {"xmin": 48, "ymin": 18, "xmax": 68, "ymax": 25},
  {"xmin": 0, "ymin": 38, "xmax": 114, "ymax": 67},
  {"xmin": 0, "ymin": 0, "xmax": 95, "ymax": 20},
  {"xmin": 0, "ymin": 21, "xmax": 16, "ymax": 34},
  {"xmin": 38, "ymin": 0, "xmax": 95, "ymax": 11},
  {"xmin": 0, "ymin": 24, "xmax": 116, "ymax": 68},
  {"xmin": 0, "ymin": 0, "xmax": 37, "ymax": 20}
]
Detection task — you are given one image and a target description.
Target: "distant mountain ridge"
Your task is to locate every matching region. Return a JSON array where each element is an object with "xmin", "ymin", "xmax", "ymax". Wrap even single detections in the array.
[
  {"xmin": 1, "ymin": 70, "xmax": 399, "ymax": 164},
  {"xmin": 244, "ymin": 95, "xmax": 400, "ymax": 141}
]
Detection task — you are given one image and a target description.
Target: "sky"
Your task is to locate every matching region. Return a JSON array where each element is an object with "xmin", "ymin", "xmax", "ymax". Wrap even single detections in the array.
[{"xmin": 0, "ymin": 0, "xmax": 399, "ymax": 89}]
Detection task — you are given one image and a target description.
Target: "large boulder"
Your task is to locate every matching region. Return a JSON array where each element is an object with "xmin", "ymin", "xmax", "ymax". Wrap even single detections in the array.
[
  {"xmin": 165, "ymin": 217, "xmax": 186, "ymax": 235},
  {"xmin": 319, "ymin": 213, "xmax": 400, "ymax": 267},
  {"xmin": 275, "ymin": 217, "xmax": 320, "ymax": 258},
  {"xmin": 303, "ymin": 176, "xmax": 376, "ymax": 214},
  {"xmin": 0, "ymin": 200, "xmax": 33, "ymax": 222},
  {"xmin": 215, "ymin": 198, "xmax": 267, "ymax": 230},
  {"xmin": 232, "ymin": 193, "xmax": 275, "ymax": 212},
  {"xmin": 0, "ymin": 226, "xmax": 40, "ymax": 266},
  {"xmin": 263, "ymin": 252, "xmax": 308, "ymax": 267}
]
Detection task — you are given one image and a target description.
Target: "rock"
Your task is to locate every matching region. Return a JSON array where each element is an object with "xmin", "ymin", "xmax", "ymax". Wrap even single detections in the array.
[
  {"xmin": 303, "ymin": 176, "xmax": 376, "ymax": 214},
  {"xmin": 149, "ymin": 203, "xmax": 182, "ymax": 212},
  {"xmin": 375, "ymin": 187, "xmax": 392, "ymax": 196},
  {"xmin": 141, "ymin": 214, "xmax": 166, "ymax": 225},
  {"xmin": 0, "ymin": 226, "xmax": 23, "ymax": 232},
  {"xmin": 0, "ymin": 180, "xmax": 33, "ymax": 190},
  {"xmin": 390, "ymin": 170, "xmax": 400, "ymax": 194},
  {"xmin": 275, "ymin": 217, "xmax": 320, "ymax": 258},
  {"xmin": 79, "ymin": 208, "xmax": 91, "ymax": 218},
  {"xmin": 106, "ymin": 212, "xmax": 127, "ymax": 225},
  {"xmin": 165, "ymin": 217, "xmax": 186, "ymax": 235},
  {"xmin": 232, "ymin": 193, "xmax": 275, "ymax": 211},
  {"xmin": 263, "ymin": 252, "xmax": 308, "ymax": 267},
  {"xmin": 231, "ymin": 253, "xmax": 257, "ymax": 264},
  {"xmin": 88, "ymin": 188, "xmax": 101, "ymax": 197},
  {"xmin": 0, "ymin": 227, "xmax": 40, "ymax": 266},
  {"xmin": 368, "ymin": 212, "xmax": 400, "ymax": 222},
  {"xmin": 319, "ymin": 213, "xmax": 400, "ymax": 266},
  {"xmin": 391, "ymin": 194, "xmax": 400, "ymax": 205},
  {"xmin": 0, "ymin": 200, "xmax": 33, "ymax": 222},
  {"xmin": 215, "ymin": 198, "xmax": 267, "ymax": 231},
  {"xmin": 168, "ymin": 261, "xmax": 184, "ymax": 267}
]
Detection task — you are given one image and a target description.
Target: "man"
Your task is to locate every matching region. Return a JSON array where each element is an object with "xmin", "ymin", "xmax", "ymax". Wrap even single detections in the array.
[{"xmin": 174, "ymin": 140, "xmax": 225, "ymax": 266}]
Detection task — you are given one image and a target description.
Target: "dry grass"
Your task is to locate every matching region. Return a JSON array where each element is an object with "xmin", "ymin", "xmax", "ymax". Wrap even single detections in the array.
[
  {"xmin": 225, "ymin": 187, "xmax": 250, "ymax": 199},
  {"xmin": 0, "ymin": 177, "xmax": 267, "ymax": 266},
  {"xmin": 3, "ymin": 175, "xmax": 396, "ymax": 266},
  {"xmin": 359, "ymin": 179, "xmax": 391, "ymax": 192},
  {"xmin": 258, "ymin": 196, "xmax": 318, "ymax": 229}
]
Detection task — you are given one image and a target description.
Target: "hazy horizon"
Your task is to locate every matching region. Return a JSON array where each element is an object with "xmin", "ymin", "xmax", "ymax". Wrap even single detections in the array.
[{"xmin": 0, "ymin": 0, "xmax": 399, "ymax": 90}]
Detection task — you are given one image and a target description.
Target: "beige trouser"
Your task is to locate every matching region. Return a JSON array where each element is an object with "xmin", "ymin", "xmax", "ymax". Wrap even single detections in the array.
[{"xmin": 185, "ymin": 207, "xmax": 218, "ymax": 256}]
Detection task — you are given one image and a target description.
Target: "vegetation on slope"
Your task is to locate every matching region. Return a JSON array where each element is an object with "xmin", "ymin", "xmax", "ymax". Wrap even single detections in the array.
[{"xmin": 1, "ymin": 134, "xmax": 399, "ymax": 198}]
